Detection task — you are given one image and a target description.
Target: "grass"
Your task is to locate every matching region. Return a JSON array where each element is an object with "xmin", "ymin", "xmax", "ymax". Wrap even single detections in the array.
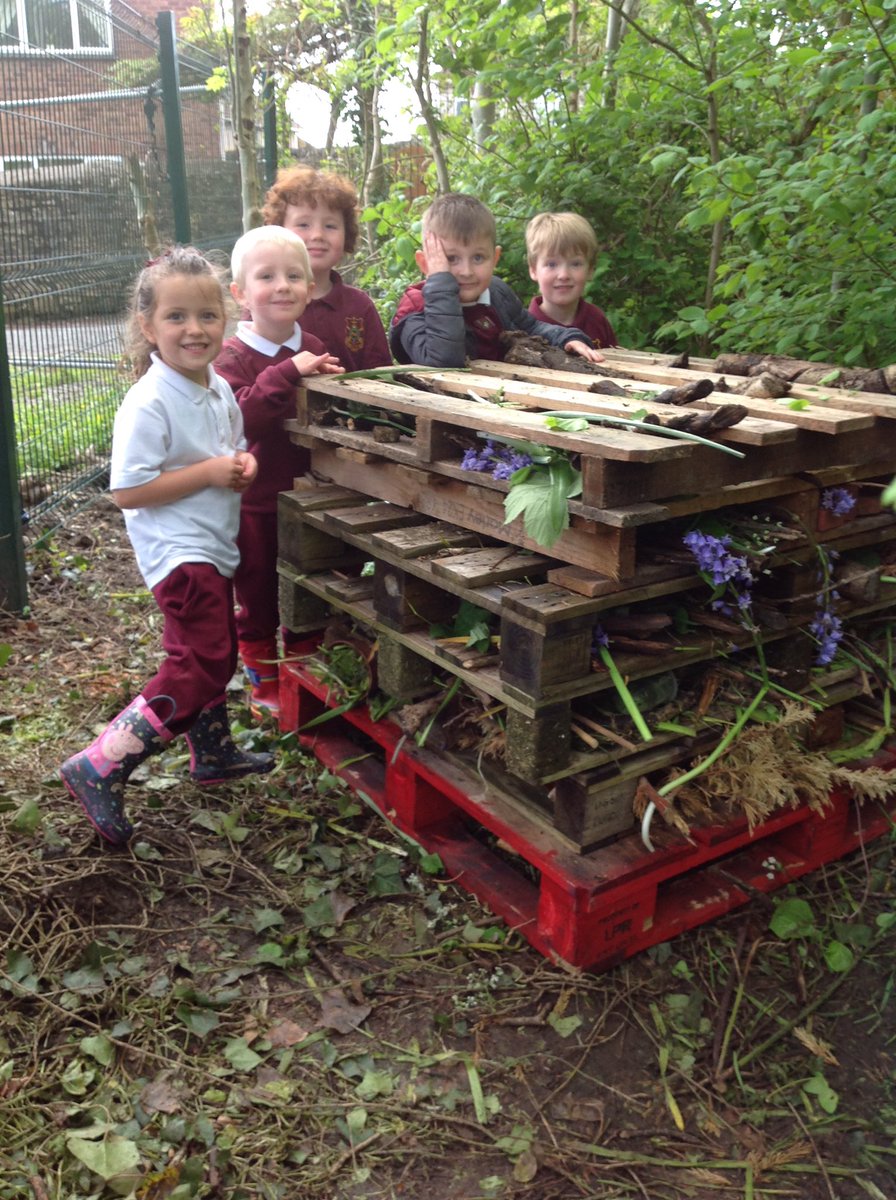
[{"xmin": 12, "ymin": 364, "xmax": 122, "ymax": 481}]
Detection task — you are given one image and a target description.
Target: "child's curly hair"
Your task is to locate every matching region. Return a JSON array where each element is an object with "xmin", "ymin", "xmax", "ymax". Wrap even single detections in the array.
[
  {"xmin": 122, "ymin": 246, "xmax": 230, "ymax": 381},
  {"xmin": 262, "ymin": 164, "xmax": 360, "ymax": 255}
]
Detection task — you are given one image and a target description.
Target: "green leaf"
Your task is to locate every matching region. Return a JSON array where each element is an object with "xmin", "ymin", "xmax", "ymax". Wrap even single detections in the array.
[
  {"xmin": 80, "ymin": 1034, "xmax": 114, "ymax": 1066},
  {"xmin": 464, "ymin": 1058, "xmax": 488, "ymax": 1124},
  {"xmin": 224, "ymin": 1037, "xmax": 263, "ymax": 1072},
  {"xmin": 770, "ymin": 898, "xmax": 816, "ymax": 940},
  {"xmin": 802, "ymin": 1072, "xmax": 839, "ymax": 1114},
  {"xmin": 67, "ymin": 1133, "xmax": 140, "ymax": 1181},
  {"xmin": 251, "ymin": 907, "xmax": 285, "ymax": 933},
  {"xmin": 823, "ymin": 940, "xmax": 854, "ymax": 973},
  {"xmin": 0, "ymin": 643, "xmax": 12, "ymax": 668},
  {"xmin": 175, "ymin": 1004, "xmax": 220, "ymax": 1039},
  {"xmin": 547, "ymin": 1013, "xmax": 583, "ymax": 1038}
]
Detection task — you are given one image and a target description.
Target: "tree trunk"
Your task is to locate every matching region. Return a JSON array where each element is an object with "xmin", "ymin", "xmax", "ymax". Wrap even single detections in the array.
[
  {"xmin": 233, "ymin": 0, "xmax": 262, "ymax": 231},
  {"xmin": 602, "ymin": 0, "xmax": 640, "ymax": 110},
  {"xmin": 411, "ymin": 11, "xmax": 451, "ymax": 193},
  {"xmin": 472, "ymin": 75, "xmax": 496, "ymax": 149}
]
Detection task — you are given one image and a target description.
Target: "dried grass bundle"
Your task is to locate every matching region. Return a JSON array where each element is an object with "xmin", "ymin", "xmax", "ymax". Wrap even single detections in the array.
[{"xmin": 666, "ymin": 704, "xmax": 894, "ymax": 831}]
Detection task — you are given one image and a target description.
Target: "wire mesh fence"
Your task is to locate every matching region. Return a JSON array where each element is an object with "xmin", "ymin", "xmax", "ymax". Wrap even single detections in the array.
[{"xmin": 0, "ymin": 0, "xmax": 243, "ymax": 543}]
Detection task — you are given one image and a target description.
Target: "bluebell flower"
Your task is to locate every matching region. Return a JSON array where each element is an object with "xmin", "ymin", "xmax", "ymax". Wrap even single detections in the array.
[
  {"xmin": 591, "ymin": 623, "xmax": 609, "ymax": 652},
  {"xmin": 810, "ymin": 609, "xmax": 843, "ymax": 666},
  {"xmin": 683, "ymin": 529, "xmax": 754, "ymax": 626},
  {"xmin": 461, "ymin": 440, "xmax": 533, "ymax": 479},
  {"xmin": 821, "ymin": 487, "xmax": 856, "ymax": 517}
]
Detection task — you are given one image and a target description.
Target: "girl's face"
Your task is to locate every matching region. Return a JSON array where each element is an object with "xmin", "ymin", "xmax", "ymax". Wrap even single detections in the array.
[{"xmin": 139, "ymin": 274, "xmax": 227, "ymax": 385}]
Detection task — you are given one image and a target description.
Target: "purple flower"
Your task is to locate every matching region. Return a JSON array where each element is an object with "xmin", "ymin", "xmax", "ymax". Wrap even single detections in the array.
[
  {"xmin": 460, "ymin": 440, "xmax": 533, "ymax": 479},
  {"xmin": 821, "ymin": 487, "xmax": 856, "ymax": 517},
  {"xmin": 811, "ymin": 547, "xmax": 843, "ymax": 665},
  {"xmin": 591, "ymin": 623, "xmax": 609, "ymax": 652},
  {"xmin": 683, "ymin": 529, "xmax": 754, "ymax": 626},
  {"xmin": 810, "ymin": 609, "xmax": 843, "ymax": 666}
]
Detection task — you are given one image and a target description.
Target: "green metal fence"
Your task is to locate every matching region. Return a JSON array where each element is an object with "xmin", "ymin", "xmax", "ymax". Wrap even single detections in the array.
[{"xmin": 0, "ymin": 3, "xmax": 255, "ymax": 611}]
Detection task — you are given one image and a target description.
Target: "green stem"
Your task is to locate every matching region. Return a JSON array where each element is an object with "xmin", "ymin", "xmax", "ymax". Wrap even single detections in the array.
[
  {"xmin": 657, "ymin": 685, "xmax": 769, "ymax": 799},
  {"xmin": 599, "ymin": 644, "xmax": 653, "ymax": 742},
  {"xmin": 542, "ymin": 410, "xmax": 746, "ymax": 458}
]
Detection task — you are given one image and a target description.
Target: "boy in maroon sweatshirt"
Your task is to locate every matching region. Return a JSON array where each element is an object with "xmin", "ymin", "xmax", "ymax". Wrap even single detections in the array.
[
  {"xmin": 263, "ymin": 164, "xmax": 392, "ymax": 371},
  {"xmin": 215, "ymin": 225, "xmax": 344, "ymax": 719}
]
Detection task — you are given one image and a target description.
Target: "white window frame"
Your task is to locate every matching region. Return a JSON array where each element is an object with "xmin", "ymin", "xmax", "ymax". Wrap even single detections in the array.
[{"xmin": 1, "ymin": 0, "xmax": 113, "ymax": 54}]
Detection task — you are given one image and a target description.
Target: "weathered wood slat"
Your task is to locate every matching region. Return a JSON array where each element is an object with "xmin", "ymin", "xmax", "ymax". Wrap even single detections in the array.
[
  {"xmin": 301, "ymin": 375, "xmax": 690, "ymax": 461},
  {"xmin": 466, "ymin": 359, "xmax": 875, "ymax": 434},
  {"xmin": 425, "ymin": 369, "xmax": 792, "ymax": 446},
  {"xmin": 595, "ymin": 350, "xmax": 896, "ymax": 419}
]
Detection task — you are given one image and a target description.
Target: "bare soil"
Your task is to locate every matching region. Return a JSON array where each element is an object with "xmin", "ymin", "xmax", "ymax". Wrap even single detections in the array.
[{"xmin": 1, "ymin": 494, "xmax": 895, "ymax": 1200}]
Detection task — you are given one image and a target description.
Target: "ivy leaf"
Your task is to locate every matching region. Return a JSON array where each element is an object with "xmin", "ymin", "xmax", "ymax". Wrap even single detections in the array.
[
  {"xmin": 224, "ymin": 1037, "xmax": 263, "ymax": 1072},
  {"xmin": 66, "ymin": 1132, "xmax": 140, "ymax": 1180}
]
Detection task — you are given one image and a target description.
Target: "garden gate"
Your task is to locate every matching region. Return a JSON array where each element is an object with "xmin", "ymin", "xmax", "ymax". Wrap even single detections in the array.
[{"xmin": 0, "ymin": 4, "xmax": 264, "ymax": 612}]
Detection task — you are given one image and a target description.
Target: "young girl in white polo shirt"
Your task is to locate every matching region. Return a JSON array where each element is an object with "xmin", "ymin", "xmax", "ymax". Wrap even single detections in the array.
[{"xmin": 60, "ymin": 247, "xmax": 274, "ymax": 846}]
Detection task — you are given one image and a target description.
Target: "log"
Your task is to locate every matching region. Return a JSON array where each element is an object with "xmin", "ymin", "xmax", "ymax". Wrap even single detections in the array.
[{"xmin": 713, "ymin": 352, "xmax": 893, "ymax": 395}]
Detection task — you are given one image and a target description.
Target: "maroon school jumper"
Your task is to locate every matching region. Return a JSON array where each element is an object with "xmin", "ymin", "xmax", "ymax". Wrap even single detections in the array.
[
  {"xmin": 528, "ymin": 296, "xmax": 618, "ymax": 349},
  {"xmin": 300, "ymin": 270, "xmax": 391, "ymax": 371},
  {"xmin": 214, "ymin": 324, "xmax": 328, "ymax": 645}
]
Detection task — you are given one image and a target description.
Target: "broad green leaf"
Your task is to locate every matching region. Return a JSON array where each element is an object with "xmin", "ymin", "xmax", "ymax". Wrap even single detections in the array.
[
  {"xmin": 11, "ymin": 797, "xmax": 41, "ymax": 835},
  {"xmin": 223, "ymin": 1037, "xmax": 262, "ymax": 1072},
  {"xmin": 175, "ymin": 1004, "xmax": 220, "ymax": 1039},
  {"xmin": 80, "ymin": 1034, "xmax": 114, "ymax": 1066},
  {"xmin": 770, "ymin": 898, "xmax": 815, "ymax": 940},
  {"xmin": 251, "ymin": 907, "xmax": 285, "ymax": 933},
  {"xmin": 823, "ymin": 940, "xmax": 854, "ymax": 973},
  {"xmin": 547, "ymin": 1013, "xmax": 583, "ymax": 1038},
  {"xmin": 66, "ymin": 1132, "xmax": 140, "ymax": 1180}
]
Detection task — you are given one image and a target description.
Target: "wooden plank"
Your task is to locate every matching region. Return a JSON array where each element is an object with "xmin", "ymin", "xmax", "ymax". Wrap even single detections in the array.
[
  {"xmin": 465, "ymin": 360, "xmax": 872, "ymax": 435},
  {"xmin": 370, "ymin": 521, "xmax": 482, "ymax": 558},
  {"xmin": 430, "ymin": 546, "xmax": 552, "ymax": 587},
  {"xmin": 303, "ymin": 375, "xmax": 692, "ymax": 462},
  {"xmin": 599, "ymin": 349, "xmax": 896, "ymax": 418},
  {"xmin": 311, "ymin": 443, "xmax": 636, "ymax": 576},
  {"xmin": 431, "ymin": 369, "xmax": 795, "ymax": 447},
  {"xmin": 320, "ymin": 501, "xmax": 429, "ymax": 536}
]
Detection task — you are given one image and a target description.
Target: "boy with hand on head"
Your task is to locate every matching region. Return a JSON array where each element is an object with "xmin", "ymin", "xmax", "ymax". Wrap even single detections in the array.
[
  {"xmin": 263, "ymin": 164, "xmax": 392, "ymax": 370},
  {"xmin": 214, "ymin": 225, "xmax": 344, "ymax": 720},
  {"xmin": 526, "ymin": 212, "xmax": 619, "ymax": 349},
  {"xmin": 390, "ymin": 193, "xmax": 605, "ymax": 368}
]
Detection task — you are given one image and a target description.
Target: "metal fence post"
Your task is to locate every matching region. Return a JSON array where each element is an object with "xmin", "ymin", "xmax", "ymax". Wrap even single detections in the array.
[
  {"xmin": 0, "ymin": 275, "xmax": 28, "ymax": 614},
  {"xmin": 157, "ymin": 11, "xmax": 192, "ymax": 245}
]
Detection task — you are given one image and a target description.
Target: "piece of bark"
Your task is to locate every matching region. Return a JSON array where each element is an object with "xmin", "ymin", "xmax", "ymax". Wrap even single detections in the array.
[
  {"xmin": 714, "ymin": 352, "xmax": 894, "ymax": 395},
  {"xmin": 500, "ymin": 331, "xmax": 610, "ymax": 376},
  {"xmin": 733, "ymin": 372, "xmax": 791, "ymax": 399},
  {"xmin": 661, "ymin": 403, "xmax": 748, "ymax": 433},
  {"xmin": 652, "ymin": 378, "xmax": 715, "ymax": 406},
  {"xmin": 587, "ymin": 378, "xmax": 630, "ymax": 397}
]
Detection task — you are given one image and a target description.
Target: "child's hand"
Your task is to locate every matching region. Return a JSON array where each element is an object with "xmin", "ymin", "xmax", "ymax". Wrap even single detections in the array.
[
  {"xmin": 565, "ymin": 340, "xmax": 605, "ymax": 364},
  {"xmin": 207, "ymin": 454, "xmax": 248, "ymax": 491},
  {"xmin": 230, "ymin": 450, "xmax": 258, "ymax": 493},
  {"xmin": 292, "ymin": 350, "xmax": 345, "ymax": 376},
  {"xmin": 421, "ymin": 231, "xmax": 451, "ymax": 276}
]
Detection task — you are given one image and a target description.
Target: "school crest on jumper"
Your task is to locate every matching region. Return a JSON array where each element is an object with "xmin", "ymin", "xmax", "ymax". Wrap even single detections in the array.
[{"xmin": 344, "ymin": 317, "xmax": 365, "ymax": 352}]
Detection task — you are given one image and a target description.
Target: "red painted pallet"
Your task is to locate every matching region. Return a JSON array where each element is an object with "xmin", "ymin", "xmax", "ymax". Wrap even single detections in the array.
[{"xmin": 280, "ymin": 651, "xmax": 896, "ymax": 972}]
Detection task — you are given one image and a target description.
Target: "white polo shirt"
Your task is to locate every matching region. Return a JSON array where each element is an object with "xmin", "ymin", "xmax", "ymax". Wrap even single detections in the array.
[{"xmin": 111, "ymin": 355, "xmax": 247, "ymax": 590}]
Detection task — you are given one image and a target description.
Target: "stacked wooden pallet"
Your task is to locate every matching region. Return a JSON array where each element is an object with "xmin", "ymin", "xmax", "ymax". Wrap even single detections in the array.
[{"xmin": 278, "ymin": 355, "xmax": 896, "ymax": 851}]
